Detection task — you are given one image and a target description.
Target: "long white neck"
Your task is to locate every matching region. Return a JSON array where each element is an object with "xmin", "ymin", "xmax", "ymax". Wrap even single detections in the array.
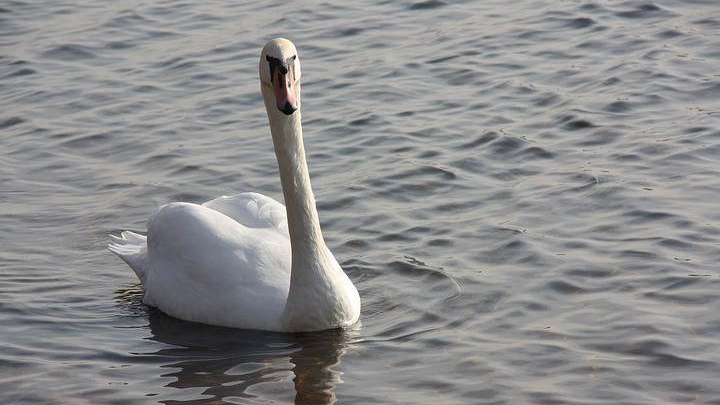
[
  {"xmin": 265, "ymin": 98, "xmax": 325, "ymax": 267},
  {"xmin": 262, "ymin": 86, "xmax": 359, "ymax": 331}
]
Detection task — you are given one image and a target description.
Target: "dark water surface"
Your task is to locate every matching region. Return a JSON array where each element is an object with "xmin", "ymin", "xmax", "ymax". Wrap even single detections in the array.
[{"xmin": 2, "ymin": 0, "xmax": 720, "ymax": 403}]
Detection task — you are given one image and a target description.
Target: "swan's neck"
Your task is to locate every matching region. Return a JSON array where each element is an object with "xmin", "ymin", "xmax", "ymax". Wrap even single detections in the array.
[
  {"xmin": 267, "ymin": 107, "xmax": 325, "ymax": 265},
  {"xmin": 264, "ymin": 92, "xmax": 358, "ymax": 331}
]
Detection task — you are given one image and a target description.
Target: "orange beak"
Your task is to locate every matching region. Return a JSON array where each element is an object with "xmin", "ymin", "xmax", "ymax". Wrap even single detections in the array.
[{"xmin": 273, "ymin": 69, "xmax": 298, "ymax": 115}]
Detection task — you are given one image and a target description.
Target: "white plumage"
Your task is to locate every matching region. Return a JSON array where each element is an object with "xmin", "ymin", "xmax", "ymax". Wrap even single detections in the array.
[{"xmin": 109, "ymin": 39, "xmax": 360, "ymax": 332}]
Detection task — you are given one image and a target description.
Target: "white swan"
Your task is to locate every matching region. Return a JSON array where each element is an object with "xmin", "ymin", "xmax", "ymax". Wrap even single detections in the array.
[{"xmin": 109, "ymin": 38, "xmax": 360, "ymax": 332}]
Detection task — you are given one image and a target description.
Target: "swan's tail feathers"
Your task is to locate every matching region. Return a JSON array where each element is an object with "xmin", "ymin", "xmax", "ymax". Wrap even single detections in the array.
[{"xmin": 108, "ymin": 231, "xmax": 149, "ymax": 283}]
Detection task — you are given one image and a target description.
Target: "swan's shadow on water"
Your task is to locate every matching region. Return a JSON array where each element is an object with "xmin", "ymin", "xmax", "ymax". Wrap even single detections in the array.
[{"xmin": 117, "ymin": 287, "xmax": 352, "ymax": 404}]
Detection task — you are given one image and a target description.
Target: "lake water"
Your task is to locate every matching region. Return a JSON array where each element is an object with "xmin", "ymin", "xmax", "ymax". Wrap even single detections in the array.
[{"xmin": 2, "ymin": 0, "xmax": 720, "ymax": 403}]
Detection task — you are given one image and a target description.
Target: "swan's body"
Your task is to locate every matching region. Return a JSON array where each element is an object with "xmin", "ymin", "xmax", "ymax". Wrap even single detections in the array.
[{"xmin": 109, "ymin": 39, "xmax": 360, "ymax": 332}]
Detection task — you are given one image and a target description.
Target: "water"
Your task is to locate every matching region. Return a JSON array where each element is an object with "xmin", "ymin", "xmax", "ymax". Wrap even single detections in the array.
[{"xmin": 2, "ymin": 0, "xmax": 720, "ymax": 403}]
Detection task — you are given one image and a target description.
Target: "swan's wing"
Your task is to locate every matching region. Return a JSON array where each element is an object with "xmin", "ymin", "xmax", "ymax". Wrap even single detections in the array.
[
  {"xmin": 202, "ymin": 192, "xmax": 288, "ymax": 234},
  {"xmin": 143, "ymin": 202, "xmax": 291, "ymax": 330}
]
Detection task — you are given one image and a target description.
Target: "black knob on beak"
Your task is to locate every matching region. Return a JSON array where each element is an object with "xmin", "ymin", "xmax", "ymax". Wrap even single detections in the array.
[{"xmin": 280, "ymin": 101, "xmax": 297, "ymax": 115}]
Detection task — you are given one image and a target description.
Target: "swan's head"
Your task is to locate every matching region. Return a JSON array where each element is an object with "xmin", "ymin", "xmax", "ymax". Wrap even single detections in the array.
[{"xmin": 260, "ymin": 38, "xmax": 301, "ymax": 116}]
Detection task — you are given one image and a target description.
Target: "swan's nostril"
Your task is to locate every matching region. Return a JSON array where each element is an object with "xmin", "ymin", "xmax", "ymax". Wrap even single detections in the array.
[{"xmin": 280, "ymin": 101, "xmax": 297, "ymax": 115}]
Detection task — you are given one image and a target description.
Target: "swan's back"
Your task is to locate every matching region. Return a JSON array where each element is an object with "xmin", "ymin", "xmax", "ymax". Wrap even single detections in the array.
[{"xmin": 202, "ymin": 193, "xmax": 288, "ymax": 233}]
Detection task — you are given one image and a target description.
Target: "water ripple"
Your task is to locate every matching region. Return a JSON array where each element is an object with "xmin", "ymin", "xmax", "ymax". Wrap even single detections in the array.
[{"xmin": 1, "ymin": 0, "xmax": 720, "ymax": 403}]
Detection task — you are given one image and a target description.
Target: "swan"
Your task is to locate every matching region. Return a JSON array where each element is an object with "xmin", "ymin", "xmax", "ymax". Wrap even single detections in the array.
[{"xmin": 109, "ymin": 38, "xmax": 361, "ymax": 332}]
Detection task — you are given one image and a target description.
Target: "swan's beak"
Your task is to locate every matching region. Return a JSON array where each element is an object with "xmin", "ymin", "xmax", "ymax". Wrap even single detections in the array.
[{"xmin": 273, "ymin": 69, "xmax": 298, "ymax": 116}]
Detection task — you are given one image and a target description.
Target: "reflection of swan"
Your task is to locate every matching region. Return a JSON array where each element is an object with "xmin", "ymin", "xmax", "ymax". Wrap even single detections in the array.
[
  {"xmin": 109, "ymin": 38, "xmax": 360, "ymax": 332},
  {"xmin": 144, "ymin": 309, "xmax": 349, "ymax": 404},
  {"xmin": 290, "ymin": 330, "xmax": 349, "ymax": 404}
]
